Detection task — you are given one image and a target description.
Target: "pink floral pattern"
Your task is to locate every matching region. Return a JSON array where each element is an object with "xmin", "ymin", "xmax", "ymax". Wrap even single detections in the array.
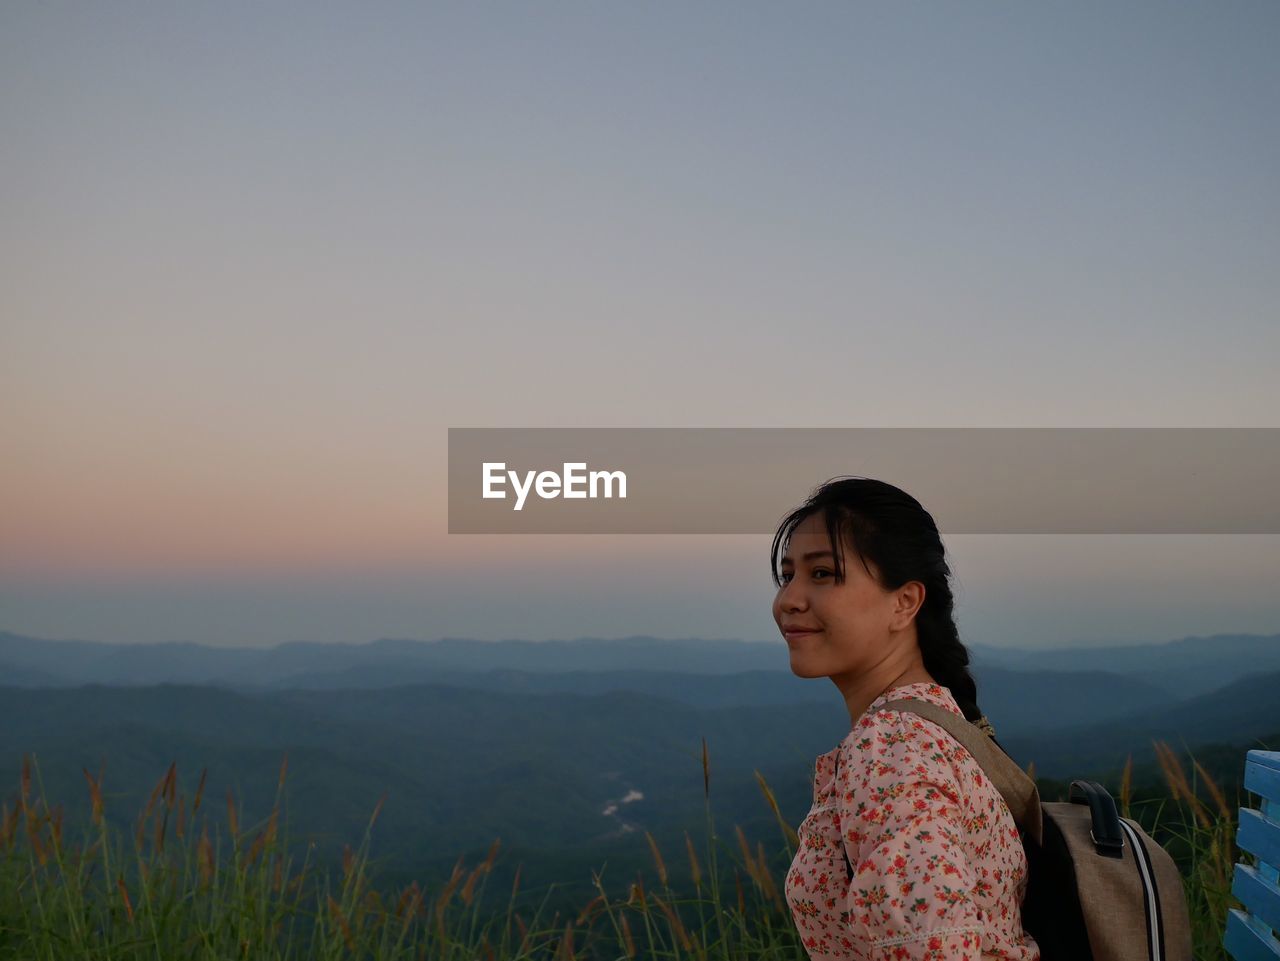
[{"xmin": 785, "ymin": 682, "xmax": 1040, "ymax": 960}]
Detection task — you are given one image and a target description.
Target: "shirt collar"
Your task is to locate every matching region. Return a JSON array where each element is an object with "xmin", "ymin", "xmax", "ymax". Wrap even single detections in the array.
[{"xmin": 809, "ymin": 682, "xmax": 964, "ymax": 800}]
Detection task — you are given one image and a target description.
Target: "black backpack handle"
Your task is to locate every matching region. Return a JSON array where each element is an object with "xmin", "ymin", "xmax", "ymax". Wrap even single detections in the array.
[{"xmin": 1068, "ymin": 779, "xmax": 1125, "ymax": 858}]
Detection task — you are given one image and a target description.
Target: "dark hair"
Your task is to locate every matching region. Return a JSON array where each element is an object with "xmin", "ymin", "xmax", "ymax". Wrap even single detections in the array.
[{"xmin": 770, "ymin": 476, "xmax": 983, "ymax": 723}]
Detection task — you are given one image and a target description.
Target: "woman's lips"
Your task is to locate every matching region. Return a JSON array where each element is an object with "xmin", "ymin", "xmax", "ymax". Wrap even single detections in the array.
[{"xmin": 784, "ymin": 628, "xmax": 822, "ymax": 643}]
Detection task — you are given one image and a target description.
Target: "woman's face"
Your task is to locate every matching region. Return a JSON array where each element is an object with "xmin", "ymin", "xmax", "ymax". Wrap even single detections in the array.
[{"xmin": 772, "ymin": 512, "xmax": 910, "ymax": 679}]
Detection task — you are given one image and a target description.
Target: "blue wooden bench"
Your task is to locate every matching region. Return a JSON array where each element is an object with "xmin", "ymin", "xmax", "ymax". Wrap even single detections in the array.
[{"xmin": 1226, "ymin": 750, "xmax": 1280, "ymax": 960}]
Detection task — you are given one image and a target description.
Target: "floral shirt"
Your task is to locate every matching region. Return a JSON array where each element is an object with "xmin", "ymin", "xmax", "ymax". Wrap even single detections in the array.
[{"xmin": 785, "ymin": 682, "xmax": 1039, "ymax": 961}]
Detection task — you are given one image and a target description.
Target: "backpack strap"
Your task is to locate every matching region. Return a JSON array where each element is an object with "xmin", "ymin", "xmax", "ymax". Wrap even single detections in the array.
[{"xmin": 881, "ymin": 698, "xmax": 1043, "ymax": 846}]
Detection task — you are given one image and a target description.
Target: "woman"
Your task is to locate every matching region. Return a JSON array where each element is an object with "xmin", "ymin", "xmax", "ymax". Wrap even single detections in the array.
[{"xmin": 774, "ymin": 477, "xmax": 1039, "ymax": 961}]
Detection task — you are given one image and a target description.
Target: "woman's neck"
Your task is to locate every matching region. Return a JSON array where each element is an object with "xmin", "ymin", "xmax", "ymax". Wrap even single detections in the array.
[{"xmin": 836, "ymin": 659, "xmax": 935, "ymax": 728}]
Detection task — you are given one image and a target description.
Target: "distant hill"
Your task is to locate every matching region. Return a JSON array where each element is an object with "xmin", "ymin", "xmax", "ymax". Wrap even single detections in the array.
[
  {"xmin": 970, "ymin": 633, "xmax": 1280, "ymax": 698},
  {"xmin": 0, "ymin": 631, "xmax": 785, "ymax": 686},
  {"xmin": 4, "ymin": 628, "xmax": 1277, "ymax": 699},
  {"xmin": 969, "ymin": 666, "xmax": 1169, "ymax": 734},
  {"xmin": 230, "ymin": 663, "xmax": 1168, "ymax": 731},
  {"xmin": 0, "ymin": 629, "xmax": 1190, "ymax": 734},
  {"xmin": 0, "ymin": 631, "xmax": 258, "ymax": 686},
  {"xmin": 1001, "ymin": 669, "xmax": 1280, "ymax": 777},
  {"xmin": 0, "ymin": 660, "xmax": 69, "ymax": 686}
]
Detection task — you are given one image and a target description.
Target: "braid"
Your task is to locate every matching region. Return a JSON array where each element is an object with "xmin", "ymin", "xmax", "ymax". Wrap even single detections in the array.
[
  {"xmin": 920, "ymin": 619, "xmax": 982, "ymax": 722},
  {"xmin": 916, "ymin": 577, "xmax": 983, "ymax": 723}
]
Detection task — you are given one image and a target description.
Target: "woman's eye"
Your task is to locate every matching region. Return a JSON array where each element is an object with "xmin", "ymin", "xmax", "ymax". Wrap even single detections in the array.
[{"xmin": 778, "ymin": 569, "xmax": 831, "ymax": 584}]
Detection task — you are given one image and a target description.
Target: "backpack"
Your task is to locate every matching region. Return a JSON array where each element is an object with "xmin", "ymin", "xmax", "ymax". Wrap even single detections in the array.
[{"xmin": 832, "ymin": 697, "xmax": 1193, "ymax": 961}]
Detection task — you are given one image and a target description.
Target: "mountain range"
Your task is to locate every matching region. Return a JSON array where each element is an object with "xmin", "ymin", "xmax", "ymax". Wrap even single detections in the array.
[
  {"xmin": 1, "ymin": 628, "xmax": 1276, "ymax": 912},
  {"xmin": 5, "ymin": 629, "xmax": 1279, "ymax": 698}
]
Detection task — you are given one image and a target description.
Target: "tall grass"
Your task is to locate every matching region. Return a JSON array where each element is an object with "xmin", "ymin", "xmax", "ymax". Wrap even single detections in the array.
[
  {"xmin": 0, "ymin": 737, "xmax": 1247, "ymax": 960},
  {"xmin": 1144, "ymin": 741, "xmax": 1242, "ymax": 961}
]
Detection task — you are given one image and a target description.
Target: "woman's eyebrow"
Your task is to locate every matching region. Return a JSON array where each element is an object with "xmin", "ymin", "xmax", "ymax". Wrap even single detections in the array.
[{"xmin": 780, "ymin": 550, "xmax": 834, "ymax": 564}]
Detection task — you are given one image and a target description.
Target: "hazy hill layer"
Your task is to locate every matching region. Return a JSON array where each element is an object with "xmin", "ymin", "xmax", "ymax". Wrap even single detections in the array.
[{"xmin": 6, "ymin": 630, "xmax": 1278, "ymax": 699}]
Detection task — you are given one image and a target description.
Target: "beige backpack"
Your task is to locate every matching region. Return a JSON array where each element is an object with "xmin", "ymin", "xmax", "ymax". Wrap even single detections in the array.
[{"xmin": 874, "ymin": 698, "xmax": 1194, "ymax": 961}]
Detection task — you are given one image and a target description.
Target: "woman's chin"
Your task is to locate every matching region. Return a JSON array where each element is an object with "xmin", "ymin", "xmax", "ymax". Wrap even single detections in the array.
[{"xmin": 787, "ymin": 653, "xmax": 828, "ymax": 679}]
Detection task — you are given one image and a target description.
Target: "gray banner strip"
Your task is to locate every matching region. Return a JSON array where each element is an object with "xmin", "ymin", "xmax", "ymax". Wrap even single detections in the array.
[{"xmin": 447, "ymin": 428, "xmax": 1280, "ymax": 534}]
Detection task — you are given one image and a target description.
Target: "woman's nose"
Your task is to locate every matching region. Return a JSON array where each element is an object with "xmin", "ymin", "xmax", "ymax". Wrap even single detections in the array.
[{"xmin": 778, "ymin": 580, "xmax": 807, "ymax": 612}]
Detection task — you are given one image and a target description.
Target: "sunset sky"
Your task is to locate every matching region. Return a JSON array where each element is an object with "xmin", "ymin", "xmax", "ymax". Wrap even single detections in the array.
[{"xmin": 3, "ymin": 2, "xmax": 1278, "ymax": 648}]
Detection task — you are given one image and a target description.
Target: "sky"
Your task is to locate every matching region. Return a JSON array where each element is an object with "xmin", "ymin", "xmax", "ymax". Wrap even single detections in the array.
[{"xmin": 2, "ymin": 2, "xmax": 1278, "ymax": 648}]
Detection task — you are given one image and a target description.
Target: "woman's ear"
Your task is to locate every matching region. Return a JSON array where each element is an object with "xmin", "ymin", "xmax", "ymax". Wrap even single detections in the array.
[{"xmin": 888, "ymin": 581, "xmax": 926, "ymax": 631}]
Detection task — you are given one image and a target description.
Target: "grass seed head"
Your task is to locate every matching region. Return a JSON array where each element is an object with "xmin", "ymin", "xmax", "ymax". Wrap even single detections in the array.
[
  {"xmin": 482, "ymin": 837, "xmax": 501, "ymax": 871},
  {"xmin": 652, "ymin": 892, "xmax": 692, "ymax": 950},
  {"xmin": 82, "ymin": 767, "xmax": 104, "ymax": 826},
  {"xmin": 117, "ymin": 876, "xmax": 134, "ymax": 923},
  {"xmin": 245, "ymin": 832, "xmax": 264, "ymax": 868},
  {"xmin": 684, "ymin": 830, "xmax": 702, "ymax": 891},
  {"xmin": 734, "ymin": 825, "xmax": 760, "ymax": 885},
  {"xmin": 162, "ymin": 761, "xmax": 176, "ymax": 809},
  {"xmin": 756, "ymin": 839, "xmax": 782, "ymax": 906},
  {"xmin": 226, "ymin": 789, "xmax": 238, "ymax": 841},
  {"xmin": 49, "ymin": 804, "xmax": 64, "ymax": 854},
  {"xmin": 620, "ymin": 913, "xmax": 637, "ymax": 959},
  {"xmin": 1191, "ymin": 756, "xmax": 1231, "ymax": 820},
  {"xmin": 575, "ymin": 893, "xmax": 604, "ymax": 926},
  {"xmin": 515, "ymin": 913, "xmax": 530, "ymax": 954},
  {"xmin": 328, "ymin": 895, "xmax": 355, "ymax": 951},
  {"xmin": 198, "ymin": 824, "xmax": 214, "ymax": 885},
  {"xmin": 645, "ymin": 831, "xmax": 669, "ymax": 886},
  {"xmin": 192, "ymin": 767, "xmax": 208, "ymax": 815},
  {"xmin": 1154, "ymin": 740, "xmax": 1209, "ymax": 827},
  {"xmin": 461, "ymin": 861, "xmax": 485, "ymax": 906}
]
